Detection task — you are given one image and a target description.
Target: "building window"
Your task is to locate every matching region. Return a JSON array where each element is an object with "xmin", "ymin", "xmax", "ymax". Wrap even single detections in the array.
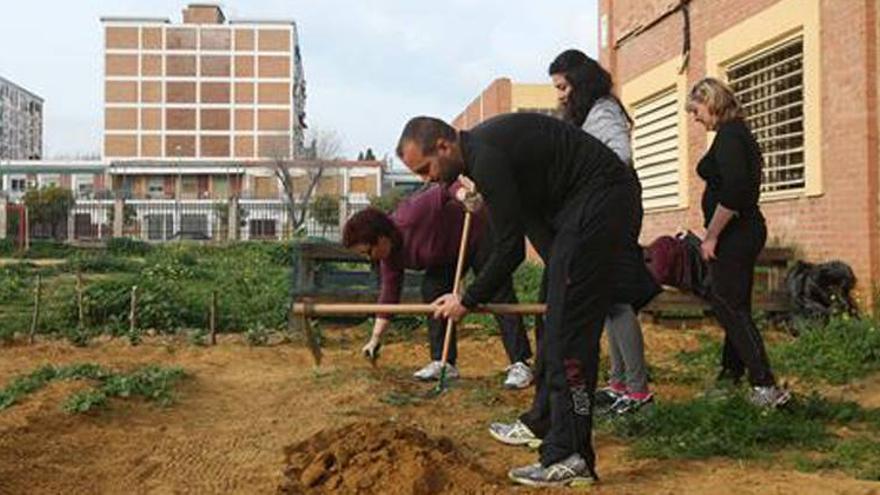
[
  {"xmin": 148, "ymin": 177, "xmax": 164, "ymax": 199},
  {"xmin": 249, "ymin": 219, "xmax": 276, "ymax": 239},
  {"xmin": 10, "ymin": 178, "xmax": 26, "ymax": 192},
  {"xmin": 631, "ymin": 86, "xmax": 680, "ymax": 210},
  {"xmin": 727, "ymin": 37, "xmax": 804, "ymax": 194}
]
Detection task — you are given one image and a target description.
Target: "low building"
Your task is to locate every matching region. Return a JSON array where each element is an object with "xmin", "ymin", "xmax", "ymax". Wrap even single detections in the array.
[
  {"xmin": 452, "ymin": 78, "xmax": 557, "ymax": 130},
  {"xmin": 0, "ymin": 76, "xmax": 43, "ymax": 160}
]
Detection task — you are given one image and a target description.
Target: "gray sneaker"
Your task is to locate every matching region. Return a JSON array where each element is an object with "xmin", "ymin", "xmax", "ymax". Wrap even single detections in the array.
[
  {"xmin": 610, "ymin": 393, "xmax": 655, "ymax": 415},
  {"xmin": 749, "ymin": 385, "xmax": 791, "ymax": 408},
  {"xmin": 412, "ymin": 361, "xmax": 459, "ymax": 381},
  {"xmin": 508, "ymin": 453, "xmax": 597, "ymax": 488},
  {"xmin": 488, "ymin": 420, "xmax": 540, "ymax": 447},
  {"xmin": 503, "ymin": 362, "xmax": 533, "ymax": 389}
]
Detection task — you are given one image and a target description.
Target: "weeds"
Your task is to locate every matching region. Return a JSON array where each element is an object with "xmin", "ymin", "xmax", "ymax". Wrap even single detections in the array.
[
  {"xmin": 0, "ymin": 363, "xmax": 187, "ymax": 413},
  {"xmin": 609, "ymin": 392, "xmax": 869, "ymax": 460},
  {"xmin": 771, "ymin": 316, "xmax": 880, "ymax": 384}
]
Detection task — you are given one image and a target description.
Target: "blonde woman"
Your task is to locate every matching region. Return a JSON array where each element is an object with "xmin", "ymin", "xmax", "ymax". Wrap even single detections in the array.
[{"xmin": 687, "ymin": 77, "xmax": 789, "ymax": 407}]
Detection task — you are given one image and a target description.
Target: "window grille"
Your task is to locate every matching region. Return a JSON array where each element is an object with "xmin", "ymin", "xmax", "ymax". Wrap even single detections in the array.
[{"xmin": 727, "ymin": 37, "xmax": 804, "ymax": 193}]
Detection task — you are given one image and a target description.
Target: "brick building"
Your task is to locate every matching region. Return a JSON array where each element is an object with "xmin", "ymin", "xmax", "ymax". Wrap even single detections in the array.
[
  {"xmin": 452, "ymin": 78, "xmax": 557, "ymax": 130},
  {"xmin": 599, "ymin": 0, "xmax": 880, "ymax": 299},
  {"xmin": 0, "ymin": 75, "xmax": 43, "ymax": 160}
]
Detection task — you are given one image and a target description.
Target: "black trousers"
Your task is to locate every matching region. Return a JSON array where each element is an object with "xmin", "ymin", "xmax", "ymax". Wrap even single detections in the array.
[
  {"xmin": 709, "ymin": 215, "xmax": 775, "ymax": 387},
  {"xmin": 517, "ymin": 179, "xmax": 637, "ymax": 473},
  {"xmin": 520, "ymin": 177, "xmax": 653, "ymax": 450},
  {"xmin": 421, "ymin": 233, "xmax": 531, "ymax": 367}
]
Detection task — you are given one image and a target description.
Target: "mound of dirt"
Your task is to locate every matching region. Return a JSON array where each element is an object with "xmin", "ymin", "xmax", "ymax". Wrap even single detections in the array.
[{"xmin": 278, "ymin": 421, "xmax": 503, "ymax": 494}]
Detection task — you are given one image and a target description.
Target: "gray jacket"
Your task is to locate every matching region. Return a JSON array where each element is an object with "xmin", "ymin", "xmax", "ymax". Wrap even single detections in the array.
[{"xmin": 582, "ymin": 96, "xmax": 633, "ymax": 167}]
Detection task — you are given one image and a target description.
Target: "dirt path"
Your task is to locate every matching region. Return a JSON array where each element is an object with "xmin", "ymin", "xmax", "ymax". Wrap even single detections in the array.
[{"xmin": 0, "ymin": 327, "xmax": 878, "ymax": 494}]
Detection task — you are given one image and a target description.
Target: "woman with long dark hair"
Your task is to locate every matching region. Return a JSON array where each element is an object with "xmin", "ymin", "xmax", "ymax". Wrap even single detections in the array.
[
  {"xmin": 549, "ymin": 49, "xmax": 658, "ymax": 413},
  {"xmin": 488, "ymin": 49, "xmax": 661, "ymax": 451}
]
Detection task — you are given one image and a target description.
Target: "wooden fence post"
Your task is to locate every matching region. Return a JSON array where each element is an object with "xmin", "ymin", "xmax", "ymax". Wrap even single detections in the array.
[
  {"xmin": 209, "ymin": 290, "xmax": 217, "ymax": 345},
  {"xmin": 29, "ymin": 274, "xmax": 42, "ymax": 344},
  {"xmin": 76, "ymin": 271, "xmax": 85, "ymax": 329},
  {"xmin": 129, "ymin": 285, "xmax": 138, "ymax": 341}
]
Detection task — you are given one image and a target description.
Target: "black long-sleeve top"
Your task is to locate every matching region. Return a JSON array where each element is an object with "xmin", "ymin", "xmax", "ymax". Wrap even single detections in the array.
[
  {"xmin": 697, "ymin": 119, "xmax": 763, "ymax": 227},
  {"xmin": 458, "ymin": 112, "xmax": 629, "ymax": 308}
]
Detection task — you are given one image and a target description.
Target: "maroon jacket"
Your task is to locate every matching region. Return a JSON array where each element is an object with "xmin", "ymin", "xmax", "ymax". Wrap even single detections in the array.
[{"xmin": 377, "ymin": 182, "xmax": 484, "ymax": 315}]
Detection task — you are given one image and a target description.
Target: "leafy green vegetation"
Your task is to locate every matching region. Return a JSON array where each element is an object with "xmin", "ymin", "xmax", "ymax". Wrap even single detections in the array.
[
  {"xmin": 0, "ymin": 363, "xmax": 186, "ymax": 413},
  {"xmin": 608, "ymin": 392, "xmax": 872, "ymax": 460}
]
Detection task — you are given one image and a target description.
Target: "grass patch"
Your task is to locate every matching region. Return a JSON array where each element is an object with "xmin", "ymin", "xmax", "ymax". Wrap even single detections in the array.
[
  {"xmin": 0, "ymin": 363, "xmax": 187, "ymax": 413},
  {"xmin": 608, "ymin": 392, "xmax": 870, "ymax": 460},
  {"xmin": 795, "ymin": 438, "xmax": 880, "ymax": 481},
  {"xmin": 772, "ymin": 316, "xmax": 880, "ymax": 384},
  {"xmin": 668, "ymin": 316, "xmax": 880, "ymax": 386}
]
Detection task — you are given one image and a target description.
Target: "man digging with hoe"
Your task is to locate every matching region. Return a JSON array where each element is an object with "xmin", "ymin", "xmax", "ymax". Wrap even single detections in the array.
[{"xmin": 396, "ymin": 112, "xmax": 641, "ymax": 487}]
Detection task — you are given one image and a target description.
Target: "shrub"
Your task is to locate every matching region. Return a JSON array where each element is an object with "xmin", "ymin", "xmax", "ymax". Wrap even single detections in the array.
[{"xmin": 106, "ymin": 237, "xmax": 151, "ymax": 256}]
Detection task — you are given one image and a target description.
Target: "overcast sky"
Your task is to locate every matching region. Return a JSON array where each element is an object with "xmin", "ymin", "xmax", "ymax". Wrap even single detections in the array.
[{"xmin": 0, "ymin": 1, "xmax": 598, "ymax": 164}]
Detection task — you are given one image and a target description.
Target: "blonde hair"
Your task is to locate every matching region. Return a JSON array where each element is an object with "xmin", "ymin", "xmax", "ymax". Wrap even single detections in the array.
[{"xmin": 687, "ymin": 77, "xmax": 745, "ymax": 123}]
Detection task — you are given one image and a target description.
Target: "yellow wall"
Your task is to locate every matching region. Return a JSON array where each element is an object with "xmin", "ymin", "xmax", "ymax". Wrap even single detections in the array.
[
  {"xmin": 705, "ymin": 0, "xmax": 822, "ymax": 198},
  {"xmin": 510, "ymin": 84, "xmax": 557, "ymax": 112}
]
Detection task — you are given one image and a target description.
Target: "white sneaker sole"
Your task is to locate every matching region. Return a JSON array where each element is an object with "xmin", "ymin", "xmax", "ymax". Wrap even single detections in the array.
[
  {"xmin": 507, "ymin": 472, "xmax": 595, "ymax": 488},
  {"xmin": 503, "ymin": 379, "xmax": 533, "ymax": 390},
  {"xmin": 488, "ymin": 427, "xmax": 537, "ymax": 446}
]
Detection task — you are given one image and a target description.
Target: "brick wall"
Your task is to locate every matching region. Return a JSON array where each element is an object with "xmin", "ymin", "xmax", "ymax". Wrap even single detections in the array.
[
  {"xmin": 601, "ymin": 0, "xmax": 880, "ymax": 299},
  {"xmin": 451, "ymin": 78, "xmax": 513, "ymax": 129}
]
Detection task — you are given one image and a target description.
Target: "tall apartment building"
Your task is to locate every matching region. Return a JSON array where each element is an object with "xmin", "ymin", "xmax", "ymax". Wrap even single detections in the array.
[
  {"xmin": 452, "ymin": 78, "xmax": 557, "ymax": 130},
  {"xmin": 0, "ymin": 75, "xmax": 43, "ymax": 160},
  {"xmin": 101, "ymin": 3, "xmax": 306, "ymax": 161}
]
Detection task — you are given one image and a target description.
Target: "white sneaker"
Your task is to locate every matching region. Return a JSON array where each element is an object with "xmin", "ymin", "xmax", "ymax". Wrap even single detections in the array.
[
  {"xmin": 412, "ymin": 361, "xmax": 459, "ymax": 381},
  {"xmin": 503, "ymin": 362, "xmax": 533, "ymax": 389},
  {"xmin": 488, "ymin": 420, "xmax": 540, "ymax": 447}
]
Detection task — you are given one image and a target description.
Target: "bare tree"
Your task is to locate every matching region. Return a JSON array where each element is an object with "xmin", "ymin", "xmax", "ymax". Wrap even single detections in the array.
[{"xmin": 269, "ymin": 128, "xmax": 344, "ymax": 234}]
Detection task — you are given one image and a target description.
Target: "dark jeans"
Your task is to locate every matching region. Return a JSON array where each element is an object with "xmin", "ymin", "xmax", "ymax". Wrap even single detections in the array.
[
  {"xmin": 519, "ymin": 179, "xmax": 637, "ymax": 473},
  {"xmin": 709, "ymin": 214, "xmax": 775, "ymax": 387},
  {"xmin": 421, "ymin": 235, "xmax": 531, "ymax": 367},
  {"xmin": 520, "ymin": 176, "xmax": 652, "ymax": 447}
]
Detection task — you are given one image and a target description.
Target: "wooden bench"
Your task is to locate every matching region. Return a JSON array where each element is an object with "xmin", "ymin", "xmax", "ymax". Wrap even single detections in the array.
[
  {"xmin": 642, "ymin": 246, "xmax": 795, "ymax": 318},
  {"xmin": 291, "ymin": 241, "xmax": 423, "ymax": 304},
  {"xmin": 291, "ymin": 241, "xmax": 795, "ymax": 319}
]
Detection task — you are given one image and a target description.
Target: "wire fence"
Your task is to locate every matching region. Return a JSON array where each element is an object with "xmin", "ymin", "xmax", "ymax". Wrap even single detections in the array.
[{"xmin": 4, "ymin": 192, "xmax": 372, "ymax": 246}]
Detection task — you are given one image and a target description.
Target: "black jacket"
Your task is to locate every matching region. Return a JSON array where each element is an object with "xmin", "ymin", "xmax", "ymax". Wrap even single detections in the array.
[
  {"xmin": 697, "ymin": 119, "xmax": 763, "ymax": 227},
  {"xmin": 459, "ymin": 112, "xmax": 631, "ymax": 307}
]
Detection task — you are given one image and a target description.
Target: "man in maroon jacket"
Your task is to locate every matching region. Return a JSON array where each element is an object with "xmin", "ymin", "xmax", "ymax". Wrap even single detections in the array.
[{"xmin": 342, "ymin": 181, "xmax": 533, "ymax": 389}]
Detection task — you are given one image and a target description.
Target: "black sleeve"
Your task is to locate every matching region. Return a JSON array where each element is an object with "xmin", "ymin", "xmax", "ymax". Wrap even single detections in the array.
[
  {"xmin": 715, "ymin": 129, "xmax": 754, "ymax": 212},
  {"xmin": 460, "ymin": 148, "xmax": 525, "ymax": 308}
]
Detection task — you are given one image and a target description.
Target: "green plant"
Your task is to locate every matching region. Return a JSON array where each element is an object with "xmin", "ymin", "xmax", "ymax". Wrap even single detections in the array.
[
  {"xmin": 771, "ymin": 316, "xmax": 880, "ymax": 384},
  {"xmin": 369, "ymin": 187, "xmax": 410, "ymax": 213},
  {"xmin": 311, "ymin": 195, "xmax": 340, "ymax": 236},
  {"xmin": 609, "ymin": 392, "xmax": 877, "ymax": 461},
  {"xmin": 0, "ymin": 238, "xmax": 14, "ymax": 256},
  {"xmin": 106, "ymin": 237, "xmax": 151, "ymax": 256},
  {"xmin": 188, "ymin": 328, "xmax": 208, "ymax": 346},
  {"xmin": 246, "ymin": 323, "xmax": 271, "ymax": 346},
  {"xmin": 23, "ymin": 186, "xmax": 74, "ymax": 240},
  {"xmin": 0, "ymin": 363, "xmax": 185, "ymax": 413}
]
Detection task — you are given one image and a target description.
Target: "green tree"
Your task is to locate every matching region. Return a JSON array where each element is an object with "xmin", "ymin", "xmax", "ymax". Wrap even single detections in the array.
[
  {"xmin": 311, "ymin": 195, "xmax": 340, "ymax": 236},
  {"xmin": 369, "ymin": 187, "xmax": 408, "ymax": 213},
  {"xmin": 23, "ymin": 186, "xmax": 74, "ymax": 240},
  {"xmin": 364, "ymin": 148, "xmax": 376, "ymax": 161}
]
